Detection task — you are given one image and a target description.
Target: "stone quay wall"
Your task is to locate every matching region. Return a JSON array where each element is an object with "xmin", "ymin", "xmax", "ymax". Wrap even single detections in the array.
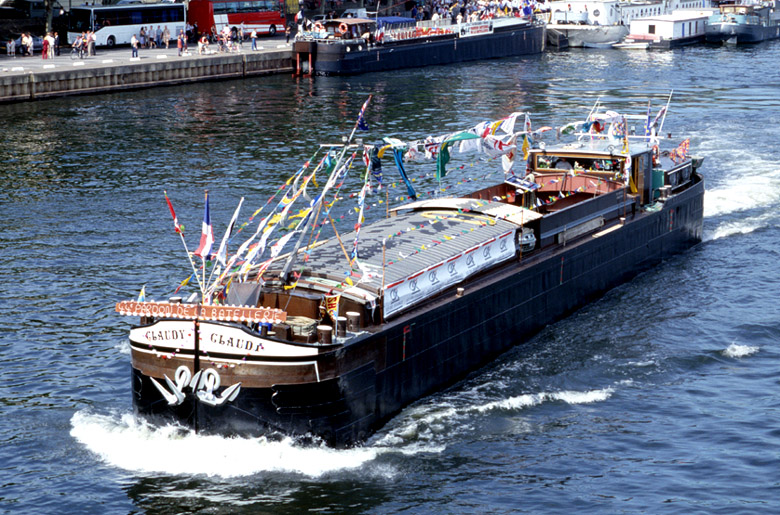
[{"xmin": 0, "ymin": 51, "xmax": 293, "ymax": 103}]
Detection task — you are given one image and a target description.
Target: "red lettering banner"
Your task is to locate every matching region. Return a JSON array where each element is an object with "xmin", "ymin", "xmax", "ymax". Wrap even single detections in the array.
[{"xmin": 115, "ymin": 301, "xmax": 287, "ymax": 323}]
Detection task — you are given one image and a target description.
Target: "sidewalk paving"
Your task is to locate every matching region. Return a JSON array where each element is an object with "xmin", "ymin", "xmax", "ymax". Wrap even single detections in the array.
[{"xmin": 1, "ymin": 36, "xmax": 292, "ymax": 76}]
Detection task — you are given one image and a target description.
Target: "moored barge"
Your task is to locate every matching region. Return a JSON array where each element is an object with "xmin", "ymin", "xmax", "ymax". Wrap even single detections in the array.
[
  {"xmin": 118, "ymin": 99, "xmax": 704, "ymax": 447},
  {"xmin": 292, "ymin": 15, "xmax": 545, "ymax": 76}
]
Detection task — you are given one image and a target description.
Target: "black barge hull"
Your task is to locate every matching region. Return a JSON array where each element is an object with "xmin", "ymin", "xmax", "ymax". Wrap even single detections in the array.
[
  {"xmin": 131, "ymin": 173, "xmax": 703, "ymax": 446},
  {"xmin": 294, "ymin": 23, "xmax": 545, "ymax": 76}
]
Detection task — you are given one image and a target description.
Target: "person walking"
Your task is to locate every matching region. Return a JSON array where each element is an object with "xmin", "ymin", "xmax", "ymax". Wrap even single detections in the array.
[
  {"xmin": 163, "ymin": 26, "xmax": 170, "ymax": 49},
  {"xmin": 131, "ymin": 34, "xmax": 139, "ymax": 57},
  {"xmin": 177, "ymin": 31, "xmax": 183, "ymax": 56},
  {"xmin": 42, "ymin": 35, "xmax": 49, "ymax": 59},
  {"xmin": 54, "ymin": 32, "xmax": 60, "ymax": 56},
  {"xmin": 250, "ymin": 28, "xmax": 257, "ymax": 50},
  {"xmin": 285, "ymin": 25, "xmax": 291, "ymax": 43},
  {"xmin": 87, "ymin": 31, "xmax": 96, "ymax": 56}
]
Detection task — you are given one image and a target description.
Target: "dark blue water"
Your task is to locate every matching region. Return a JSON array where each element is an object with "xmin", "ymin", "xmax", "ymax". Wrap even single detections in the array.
[{"xmin": 2, "ymin": 42, "xmax": 780, "ymax": 513}]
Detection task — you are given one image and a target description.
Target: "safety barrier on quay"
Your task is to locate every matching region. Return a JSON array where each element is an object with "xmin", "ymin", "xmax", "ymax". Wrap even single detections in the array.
[{"xmin": 0, "ymin": 51, "xmax": 293, "ymax": 103}]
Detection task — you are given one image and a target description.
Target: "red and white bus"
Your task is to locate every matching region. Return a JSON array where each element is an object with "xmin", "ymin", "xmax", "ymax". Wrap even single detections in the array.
[{"xmin": 188, "ymin": 0, "xmax": 287, "ymax": 37}]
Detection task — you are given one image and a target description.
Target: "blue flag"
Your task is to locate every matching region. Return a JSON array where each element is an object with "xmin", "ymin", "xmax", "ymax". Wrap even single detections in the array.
[
  {"xmin": 392, "ymin": 148, "xmax": 417, "ymax": 200},
  {"xmin": 357, "ymin": 96, "xmax": 370, "ymax": 131}
]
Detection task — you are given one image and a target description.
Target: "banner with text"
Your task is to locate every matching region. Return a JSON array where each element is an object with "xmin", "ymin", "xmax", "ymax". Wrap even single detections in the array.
[{"xmin": 383, "ymin": 230, "xmax": 516, "ymax": 318}]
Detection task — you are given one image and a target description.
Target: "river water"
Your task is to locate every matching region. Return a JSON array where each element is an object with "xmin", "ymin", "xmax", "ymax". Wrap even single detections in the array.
[{"xmin": 2, "ymin": 42, "xmax": 780, "ymax": 513}]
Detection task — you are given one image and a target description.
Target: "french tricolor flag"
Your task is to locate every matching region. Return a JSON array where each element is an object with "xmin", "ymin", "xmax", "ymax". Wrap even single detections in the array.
[{"xmin": 194, "ymin": 191, "xmax": 214, "ymax": 259}]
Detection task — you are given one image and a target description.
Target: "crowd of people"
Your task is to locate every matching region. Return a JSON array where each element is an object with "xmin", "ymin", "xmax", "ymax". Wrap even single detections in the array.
[
  {"xmin": 136, "ymin": 26, "xmax": 173, "ymax": 50},
  {"xmin": 409, "ymin": 0, "xmax": 543, "ymax": 22},
  {"xmin": 5, "ymin": 32, "xmax": 62, "ymax": 58}
]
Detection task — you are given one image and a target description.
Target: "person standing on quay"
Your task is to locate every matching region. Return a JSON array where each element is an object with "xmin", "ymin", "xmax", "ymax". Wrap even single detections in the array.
[
  {"xmin": 42, "ymin": 34, "xmax": 49, "ymax": 59},
  {"xmin": 250, "ymin": 28, "xmax": 257, "ymax": 50},
  {"xmin": 177, "ymin": 31, "xmax": 184, "ymax": 56},
  {"xmin": 163, "ymin": 26, "xmax": 170, "ymax": 49},
  {"xmin": 88, "ymin": 31, "xmax": 96, "ymax": 56},
  {"xmin": 285, "ymin": 24, "xmax": 291, "ymax": 44},
  {"xmin": 131, "ymin": 34, "xmax": 139, "ymax": 57},
  {"xmin": 54, "ymin": 32, "xmax": 60, "ymax": 56},
  {"xmin": 46, "ymin": 32, "xmax": 55, "ymax": 58}
]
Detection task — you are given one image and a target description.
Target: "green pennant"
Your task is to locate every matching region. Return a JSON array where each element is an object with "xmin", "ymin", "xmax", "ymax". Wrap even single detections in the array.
[{"xmin": 436, "ymin": 132, "xmax": 480, "ymax": 180}]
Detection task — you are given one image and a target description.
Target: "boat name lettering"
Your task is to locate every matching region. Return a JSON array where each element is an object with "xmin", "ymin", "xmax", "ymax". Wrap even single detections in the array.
[
  {"xmin": 144, "ymin": 328, "xmax": 187, "ymax": 342},
  {"xmin": 210, "ymin": 332, "xmax": 264, "ymax": 352},
  {"xmin": 115, "ymin": 301, "xmax": 287, "ymax": 322}
]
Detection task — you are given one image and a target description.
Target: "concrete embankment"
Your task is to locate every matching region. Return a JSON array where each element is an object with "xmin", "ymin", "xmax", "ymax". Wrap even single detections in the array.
[{"xmin": 0, "ymin": 48, "xmax": 293, "ymax": 103}]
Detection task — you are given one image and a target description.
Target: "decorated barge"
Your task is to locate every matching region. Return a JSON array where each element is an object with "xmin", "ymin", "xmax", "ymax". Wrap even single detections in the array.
[
  {"xmin": 118, "ymin": 98, "xmax": 704, "ymax": 447},
  {"xmin": 292, "ymin": 15, "xmax": 545, "ymax": 76}
]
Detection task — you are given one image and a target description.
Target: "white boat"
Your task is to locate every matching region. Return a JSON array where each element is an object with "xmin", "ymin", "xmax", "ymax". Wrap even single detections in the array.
[
  {"xmin": 614, "ymin": 10, "xmax": 714, "ymax": 48},
  {"xmin": 546, "ymin": 0, "xmax": 712, "ymax": 47}
]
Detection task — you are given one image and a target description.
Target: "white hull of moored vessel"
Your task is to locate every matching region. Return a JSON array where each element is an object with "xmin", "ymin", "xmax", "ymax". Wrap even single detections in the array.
[{"xmin": 546, "ymin": 24, "xmax": 629, "ymax": 47}]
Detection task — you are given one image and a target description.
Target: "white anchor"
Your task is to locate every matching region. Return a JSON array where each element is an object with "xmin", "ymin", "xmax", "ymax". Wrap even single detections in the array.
[
  {"xmin": 150, "ymin": 366, "xmax": 240, "ymax": 407},
  {"xmin": 193, "ymin": 368, "xmax": 242, "ymax": 407},
  {"xmin": 150, "ymin": 366, "xmax": 191, "ymax": 406}
]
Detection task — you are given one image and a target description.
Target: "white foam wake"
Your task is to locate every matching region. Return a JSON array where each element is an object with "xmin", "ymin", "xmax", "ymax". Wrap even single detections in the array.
[
  {"xmin": 70, "ymin": 411, "xmax": 384, "ymax": 478},
  {"xmin": 722, "ymin": 343, "xmax": 759, "ymax": 359},
  {"xmin": 703, "ymin": 169, "xmax": 780, "ymax": 219},
  {"xmin": 475, "ymin": 387, "xmax": 614, "ymax": 413},
  {"xmin": 704, "ymin": 211, "xmax": 775, "ymax": 242}
]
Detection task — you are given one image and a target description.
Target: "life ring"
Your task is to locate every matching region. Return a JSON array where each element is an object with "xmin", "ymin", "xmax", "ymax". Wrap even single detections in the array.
[
  {"xmin": 338, "ymin": 22, "xmax": 349, "ymax": 35},
  {"xmin": 314, "ymin": 22, "xmax": 325, "ymax": 32}
]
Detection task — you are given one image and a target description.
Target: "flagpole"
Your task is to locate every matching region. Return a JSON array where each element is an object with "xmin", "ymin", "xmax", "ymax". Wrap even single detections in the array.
[
  {"xmin": 348, "ymin": 94, "xmax": 372, "ymax": 144},
  {"xmin": 199, "ymin": 190, "xmax": 209, "ymax": 302},
  {"xmin": 164, "ymin": 190, "xmax": 205, "ymax": 297},
  {"xmin": 657, "ymin": 90, "xmax": 674, "ymax": 139},
  {"xmin": 328, "ymin": 214, "xmax": 353, "ymax": 267},
  {"xmin": 280, "ymin": 95, "xmax": 372, "ymax": 285},
  {"xmin": 206, "ymin": 196, "xmax": 244, "ymax": 294},
  {"xmin": 381, "ymin": 238, "xmax": 386, "ymax": 291}
]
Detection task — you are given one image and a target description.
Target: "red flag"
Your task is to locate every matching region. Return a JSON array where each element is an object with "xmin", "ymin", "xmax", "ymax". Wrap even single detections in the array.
[{"xmin": 164, "ymin": 191, "xmax": 183, "ymax": 234}]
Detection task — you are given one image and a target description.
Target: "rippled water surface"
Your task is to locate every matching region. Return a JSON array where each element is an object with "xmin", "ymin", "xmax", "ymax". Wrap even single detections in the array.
[{"xmin": 2, "ymin": 42, "xmax": 780, "ymax": 513}]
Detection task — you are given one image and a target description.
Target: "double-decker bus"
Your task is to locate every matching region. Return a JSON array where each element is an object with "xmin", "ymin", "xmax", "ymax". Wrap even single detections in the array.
[
  {"xmin": 187, "ymin": 0, "xmax": 286, "ymax": 37},
  {"xmin": 67, "ymin": 3, "xmax": 186, "ymax": 47}
]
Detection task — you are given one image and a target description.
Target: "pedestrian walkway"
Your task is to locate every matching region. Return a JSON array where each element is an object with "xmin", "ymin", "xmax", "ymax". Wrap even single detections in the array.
[{"xmin": 1, "ymin": 36, "xmax": 292, "ymax": 77}]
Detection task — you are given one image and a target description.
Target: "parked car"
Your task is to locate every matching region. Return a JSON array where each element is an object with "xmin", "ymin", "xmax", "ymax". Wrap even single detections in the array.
[{"xmin": 13, "ymin": 35, "xmax": 44, "ymax": 54}]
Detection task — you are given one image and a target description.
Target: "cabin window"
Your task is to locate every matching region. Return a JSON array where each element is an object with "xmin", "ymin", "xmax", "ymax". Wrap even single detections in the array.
[
  {"xmin": 535, "ymin": 155, "xmax": 622, "ymax": 172},
  {"xmin": 648, "ymin": 24, "xmax": 655, "ymax": 34}
]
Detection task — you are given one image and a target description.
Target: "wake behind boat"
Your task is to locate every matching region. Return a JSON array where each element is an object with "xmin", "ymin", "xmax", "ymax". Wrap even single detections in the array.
[{"xmin": 116, "ymin": 95, "xmax": 704, "ymax": 447}]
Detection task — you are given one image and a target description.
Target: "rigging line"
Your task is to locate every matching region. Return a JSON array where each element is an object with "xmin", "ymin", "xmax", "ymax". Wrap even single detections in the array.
[
  {"xmin": 206, "ymin": 152, "xmax": 325, "ymax": 296},
  {"xmin": 281, "ymin": 156, "xmax": 356, "ymax": 301}
]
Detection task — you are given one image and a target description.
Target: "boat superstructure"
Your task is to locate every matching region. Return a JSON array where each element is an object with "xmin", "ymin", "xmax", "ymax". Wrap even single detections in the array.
[
  {"xmin": 614, "ymin": 9, "xmax": 713, "ymax": 48},
  {"xmin": 705, "ymin": 0, "xmax": 780, "ymax": 44},
  {"xmin": 547, "ymin": 0, "xmax": 712, "ymax": 47}
]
